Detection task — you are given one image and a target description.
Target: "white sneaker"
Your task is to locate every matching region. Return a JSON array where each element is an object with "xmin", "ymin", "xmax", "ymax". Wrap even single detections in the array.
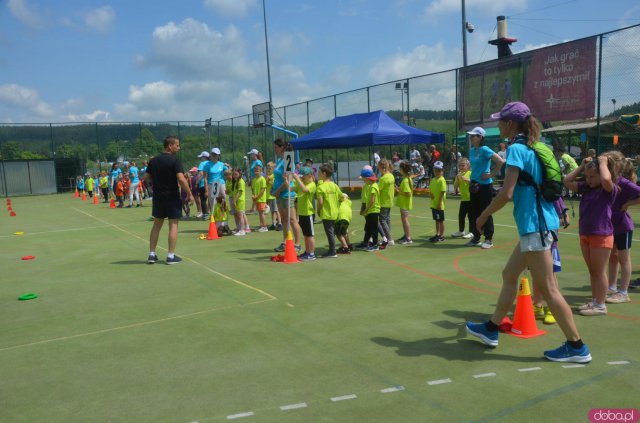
[
  {"xmin": 481, "ymin": 240, "xmax": 493, "ymax": 249},
  {"xmin": 258, "ymin": 226, "xmax": 269, "ymax": 232},
  {"xmin": 462, "ymin": 232, "xmax": 474, "ymax": 239},
  {"xmin": 234, "ymin": 231, "xmax": 246, "ymax": 236},
  {"xmin": 387, "ymin": 240, "xmax": 395, "ymax": 246},
  {"xmin": 451, "ymin": 231, "xmax": 464, "ymax": 238},
  {"xmin": 196, "ymin": 213, "xmax": 203, "ymax": 218}
]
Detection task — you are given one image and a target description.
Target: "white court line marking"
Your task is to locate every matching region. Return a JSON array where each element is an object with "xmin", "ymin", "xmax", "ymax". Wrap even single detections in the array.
[
  {"xmin": 427, "ymin": 378, "xmax": 452, "ymax": 385},
  {"xmin": 280, "ymin": 403, "xmax": 307, "ymax": 411},
  {"xmin": 518, "ymin": 367, "xmax": 542, "ymax": 372},
  {"xmin": 0, "ymin": 299, "xmax": 272, "ymax": 353},
  {"xmin": 331, "ymin": 394, "xmax": 357, "ymax": 402},
  {"xmin": 227, "ymin": 411, "xmax": 254, "ymax": 419},
  {"xmin": 0, "ymin": 223, "xmax": 138, "ymax": 238},
  {"xmin": 562, "ymin": 364, "xmax": 586, "ymax": 369},
  {"xmin": 380, "ymin": 386, "xmax": 405, "ymax": 393},
  {"xmin": 607, "ymin": 361, "xmax": 630, "ymax": 365},
  {"xmin": 473, "ymin": 372, "xmax": 497, "ymax": 378},
  {"xmin": 72, "ymin": 207, "xmax": 277, "ymax": 301}
]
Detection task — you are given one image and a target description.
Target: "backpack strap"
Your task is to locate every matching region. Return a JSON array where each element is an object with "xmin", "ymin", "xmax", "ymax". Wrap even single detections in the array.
[{"xmin": 511, "ymin": 135, "xmax": 551, "ymax": 246}]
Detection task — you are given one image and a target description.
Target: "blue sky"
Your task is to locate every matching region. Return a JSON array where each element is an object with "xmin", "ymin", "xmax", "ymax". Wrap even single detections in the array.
[{"xmin": 1, "ymin": 0, "xmax": 639, "ymax": 123}]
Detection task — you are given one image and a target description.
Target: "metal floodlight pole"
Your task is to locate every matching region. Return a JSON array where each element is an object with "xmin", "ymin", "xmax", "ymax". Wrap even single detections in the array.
[
  {"xmin": 262, "ymin": 0, "xmax": 273, "ymax": 126},
  {"xmin": 462, "ymin": 0, "xmax": 468, "ymax": 68}
]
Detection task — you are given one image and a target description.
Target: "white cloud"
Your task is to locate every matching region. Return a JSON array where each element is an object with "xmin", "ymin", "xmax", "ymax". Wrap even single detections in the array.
[
  {"xmin": 424, "ymin": 0, "xmax": 527, "ymax": 18},
  {"xmin": 84, "ymin": 5, "xmax": 116, "ymax": 33},
  {"xmin": 203, "ymin": 0, "xmax": 257, "ymax": 17},
  {"xmin": 114, "ymin": 80, "xmax": 231, "ymax": 121},
  {"xmin": 368, "ymin": 42, "xmax": 457, "ymax": 83},
  {"xmin": 65, "ymin": 110, "xmax": 110, "ymax": 122},
  {"xmin": 0, "ymin": 83, "xmax": 54, "ymax": 118},
  {"xmin": 7, "ymin": 0, "xmax": 45, "ymax": 30},
  {"xmin": 142, "ymin": 19, "xmax": 255, "ymax": 81}
]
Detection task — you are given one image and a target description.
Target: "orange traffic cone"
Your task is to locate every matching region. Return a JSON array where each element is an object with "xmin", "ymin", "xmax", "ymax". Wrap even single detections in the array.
[
  {"xmin": 283, "ymin": 230, "xmax": 300, "ymax": 264},
  {"xmin": 109, "ymin": 197, "xmax": 116, "ymax": 209},
  {"xmin": 508, "ymin": 274, "xmax": 546, "ymax": 338},
  {"xmin": 81, "ymin": 191, "xmax": 87, "ymax": 201},
  {"xmin": 10, "ymin": 211, "xmax": 16, "ymax": 217},
  {"xmin": 74, "ymin": 187, "xmax": 79, "ymax": 198},
  {"xmin": 7, "ymin": 205, "xmax": 12, "ymax": 211},
  {"xmin": 207, "ymin": 215, "xmax": 220, "ymax": 240},
  {"xmin": 93, "ymin": 192, "xmax": 99, "ymax": 204},
  {"xmin": 6, "ymin": 198, "xmax": 11, "ymax": 205}
]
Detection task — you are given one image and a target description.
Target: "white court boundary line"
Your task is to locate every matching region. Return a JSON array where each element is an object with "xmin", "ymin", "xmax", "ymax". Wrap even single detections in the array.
[
  {"xmin": 72, "ymin": 207, "xmax": 277, "ymax": 301},
  {"xmin": 0, "ymin": 221, "xmax": 141, "ymax": 238},
  {"xmin": 0, "ymin": 299, "xmax": 273, "ymax": 353}
]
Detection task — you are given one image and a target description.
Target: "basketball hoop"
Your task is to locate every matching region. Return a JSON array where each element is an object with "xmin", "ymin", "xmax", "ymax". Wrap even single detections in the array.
[{"xmin": 252, "ymin": 101, "xmax": 272, "ymax": 127}]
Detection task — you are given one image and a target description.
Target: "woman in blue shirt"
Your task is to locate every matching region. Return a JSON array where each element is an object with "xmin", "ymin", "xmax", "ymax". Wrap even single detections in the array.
[
  {"xmin": 271, "ymin": 138, "xmax": 301, "ymax": 252},
  {"xmin": 466, "ymin": 101, "xmax": 590, "ymax": 364},
  {"xmin": 109, "ymin": 163, "xmax": 122, "ymax": 197},
  {"xmin": 466, "ymin": 127, "xmax": 505, "ymax": 249},
  {"xmin": 128, "ymin": 160, "xmax": 141, "ymax": 207}
]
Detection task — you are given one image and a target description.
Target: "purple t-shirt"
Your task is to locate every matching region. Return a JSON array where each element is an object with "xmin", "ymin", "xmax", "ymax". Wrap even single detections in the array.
[
  {"xmin": 611, "ymin": 177, "xmax": 640, "ymax": 234},
  {"xmin": 578, "ymin": 182, "xmax": 618, "ymax": 236}
]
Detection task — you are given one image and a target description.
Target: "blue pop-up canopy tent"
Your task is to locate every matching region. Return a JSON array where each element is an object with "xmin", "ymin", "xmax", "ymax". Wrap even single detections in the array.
[{"xmin": 290, "ymin": 110, "xmax": 444, "ymax": 150}]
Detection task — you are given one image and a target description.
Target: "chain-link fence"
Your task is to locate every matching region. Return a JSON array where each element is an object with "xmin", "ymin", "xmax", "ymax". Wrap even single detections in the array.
[{"xmin": 1, "ymin": 24, "xmax": 639, "ymax": 194}]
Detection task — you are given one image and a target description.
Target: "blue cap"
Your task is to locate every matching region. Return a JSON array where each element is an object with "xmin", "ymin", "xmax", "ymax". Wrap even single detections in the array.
[{"xmin": 299, "ymin": 166, "xmax": 313, "ymax": 176}]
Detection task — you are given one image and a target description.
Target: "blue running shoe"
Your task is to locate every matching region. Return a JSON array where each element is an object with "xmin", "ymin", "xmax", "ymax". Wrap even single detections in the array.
[
  {"xmin": 544, "ymin": 342, "xmax": 592, "ymax": 363},
  {"xmin": 465, "ymin": 321, "xmax": 499, "ymax": 347}
]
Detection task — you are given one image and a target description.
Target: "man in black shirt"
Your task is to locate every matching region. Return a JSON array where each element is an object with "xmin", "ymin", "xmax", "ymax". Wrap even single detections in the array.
[{"xmin": 146, "ymin": 136, "xmax": 194, "ymax": 264}]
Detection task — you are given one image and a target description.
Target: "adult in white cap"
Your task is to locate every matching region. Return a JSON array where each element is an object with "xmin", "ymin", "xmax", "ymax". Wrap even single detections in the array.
[
  {"xmin": 466, "ymin": 101, "xmax": 590, "ymax": 364},
  {"xmin": 246, "ymin": 148, "xmax": 264, "ymax": 213},
  {"xmin": 194, "ymin": 151, "xmax": 210, "ymax": 218},
  {"xmin": 465, "ymin": 126, "xmax": 504, "ymax": 250},
  {"xmin": 202, "ymin": 147, "xmax": 230, "ymax": 216}
]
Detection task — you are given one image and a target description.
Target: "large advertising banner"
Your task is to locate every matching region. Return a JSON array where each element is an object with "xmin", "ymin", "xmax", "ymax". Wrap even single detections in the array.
[
  {"xmin": 460, "ymin": 37, "xmax": 597, "ymax": 128},
  {"xmin": 522, "ymin": 37, "xmax": 596, "ymax": 122}
]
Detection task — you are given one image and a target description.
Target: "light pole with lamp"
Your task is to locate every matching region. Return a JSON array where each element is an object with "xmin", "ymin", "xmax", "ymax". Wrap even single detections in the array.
[
  {"xmin": 461, "ymin": 0, "xmax": 474, "ymax": 68},
  {"xmin": 612, "ymin": 98, "xmax": 617, "ymax": 115},
  {"xmin": 205, "ymin": 118, "xmax": 212, "ymax": 151},
  {"xmin": 395, "ymin": 81, "xmax": 408, "ymax": 123}
]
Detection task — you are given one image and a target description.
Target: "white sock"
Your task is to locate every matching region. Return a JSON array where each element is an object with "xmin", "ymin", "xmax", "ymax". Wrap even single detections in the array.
[
  {"xmin": 149, "ymin": 251, "xmax": 156, "ymax": 256},
  {"xmin": 167, "ymin": 252, "xmax": 175, "ymax": 259}
]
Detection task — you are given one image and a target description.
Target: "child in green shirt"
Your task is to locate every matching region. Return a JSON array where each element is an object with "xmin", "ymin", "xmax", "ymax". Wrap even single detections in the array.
[
  {"xmin": 85, "ymin": 173, "xmax": 95, "ymax": 198},
  {"xmin": 293, "ymin": 167, "xmax": 317, "ymax": 260},
  {"xmin": 214, "ymin": 195, "xmax": 231, "ymax": 235},
  {"xmin": 251, "ymin": 164, "xmax": 268, "ymax": 232},
  {"xmin": 377, "ymin": 159, "xmax": 395, "ymax": 249},
  {"xmin": 231, "ymin": 168, "xmax": 247, "ymax": 236},
  {"xmin": 359, "ymin": 167, "xmax": 381, "ymax": 252},
  {"xmin": 336, "ymin": 193, "xmax": 353, "ymax": 254},
  {"xmin": 395, "ymin": 161, "xmax": 414, "ymax": 244},
  {"xmin": 316, "ymin": 164, "xmax": 343, "ymax": 258},
  {"xmin": 266, "ymin": 162, "xmax": 282, "ymax": 230},
  {"xmin": 452, "ymin": 157, "xmax": 474, "ymax": 239},
  {"xmin": 429, "ymin": 161, "xmax": 447, "ymax": 243}
]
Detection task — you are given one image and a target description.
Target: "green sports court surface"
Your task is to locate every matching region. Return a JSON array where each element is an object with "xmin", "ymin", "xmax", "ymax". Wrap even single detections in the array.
[{"xmin": 1, "ymin": 193, "xmax": 638, "ymax": 422}]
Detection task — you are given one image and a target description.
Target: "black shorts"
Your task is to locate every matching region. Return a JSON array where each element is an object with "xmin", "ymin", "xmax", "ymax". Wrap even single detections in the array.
[
  {"xmin": 614, "ymin": 231, "xmax": 633, "ymax": 250},
  {"xmin": 299, "ymin": 214, "xmax": 315, "ymax": 237},
  {"xmin": 198, "ymin": 186, "xmax": 207, "ymax": 204},
  {"xmin": 431, "ymin": 208, "xmax": 445, "ymax": 222},
  {"xmin": 335, "ymin": 219, "xmax": 349, "ymax": 237},
  {"xmin": 152, "ymin": 192, "xmax": 182, "ymax": 219}
]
